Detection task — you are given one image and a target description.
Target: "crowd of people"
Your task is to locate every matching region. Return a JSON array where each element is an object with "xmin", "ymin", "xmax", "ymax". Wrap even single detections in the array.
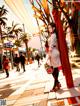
[
  {"xmin": 14, "ymin": 53, "xmax": 26, "ymax": 72},
  {"xmin": 2, "ymin": 53, "xmax": 26, "ymax": 78},
  {"xmin": 2, "ymin": 52, "xmax": 43, "ymax": 78}
]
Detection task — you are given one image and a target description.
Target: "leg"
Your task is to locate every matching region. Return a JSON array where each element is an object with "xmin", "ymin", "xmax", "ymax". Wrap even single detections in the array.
[
  {"xmin": 17, "ymin": 64, "xmax": 20, "ymax": 71},
  {"xmin": 50, "ymin": 67, "xmax": 60, "ymax": 92},
  {"xmin": 5, "ymin": 69, "xmax": 9, "ymax": 77},
  {"xmin": 16, "ymin": 64, "xmax": 18, "ymax": 71},
  {"xmin": 37, "ymin": 60, "xmax": 39, "ymax": 67},
  {"xmin": 21, "ymin": 63, "xmax": 23, "ymax": 68},
  {"xmin": 22, "ymin": 64, "xmax": 26, "ymax": 72},
  {"xmin": 52, "ymin": 67, "xmax": 59, "ymax": 88}
]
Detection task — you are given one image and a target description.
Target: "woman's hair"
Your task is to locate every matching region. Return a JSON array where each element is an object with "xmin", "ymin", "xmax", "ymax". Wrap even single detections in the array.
[
  {"xmin": 48, "ymin": 23, "xmax": 56, "ymax": 28},
  {"xmin": 45, "ymin": 40, "xmax": 49, "ymax": 48},
  {"xmin": 48, "ymin": 22, "xmax": 58, "ymax": 38}
]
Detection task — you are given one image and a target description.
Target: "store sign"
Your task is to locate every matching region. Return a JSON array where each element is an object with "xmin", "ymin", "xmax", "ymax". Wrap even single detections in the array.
[{"xmin": 4, "ymin": 42, "xmax": 14, "ymax": 48}]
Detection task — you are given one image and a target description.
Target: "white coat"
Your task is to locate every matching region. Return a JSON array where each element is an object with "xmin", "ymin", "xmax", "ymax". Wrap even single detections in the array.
[{"xmin": 48, "ymin": 33, "xmax": 61, "ymax": 68}]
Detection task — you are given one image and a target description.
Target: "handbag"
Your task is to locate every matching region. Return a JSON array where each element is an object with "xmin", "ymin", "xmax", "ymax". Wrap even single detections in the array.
[
  {"xmin": 44, "ymin": 55, "xmax": 54, "ymax": 74},
  {"xmin": 44, "ymin": 63, "xmax": 53, "ymax": 74}
]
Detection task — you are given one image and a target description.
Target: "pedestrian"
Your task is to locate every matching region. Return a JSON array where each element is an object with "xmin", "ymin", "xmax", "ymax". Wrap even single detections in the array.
[
  {"xmin": 19, "ymin": 53, "xmax": 26, "ymax": 72},
  {"xmin": 3, "ymin": 55, "xmax": 10, "ymax": 78},
  {"xmin": 14, "ymin": 54, "xmax": 20, "ymax": 72},
  {"xmin": 46, "ymin": 23, "xmax": 61, "ymax": 92},
  {"xmin": 35, "ymin": 53, "xmax": 41, "ymax": 67}
]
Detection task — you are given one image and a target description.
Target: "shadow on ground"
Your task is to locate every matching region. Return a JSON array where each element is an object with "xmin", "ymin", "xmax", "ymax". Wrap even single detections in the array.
[{"xmin": 0, "ymin": 84, "xmax": 16, "ymax": 99}]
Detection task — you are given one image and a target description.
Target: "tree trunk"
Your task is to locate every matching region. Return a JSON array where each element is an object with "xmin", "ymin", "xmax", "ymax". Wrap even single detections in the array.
[{"xmin": 0, "ymin": 25, "xmax": 3, "ymax": 71}]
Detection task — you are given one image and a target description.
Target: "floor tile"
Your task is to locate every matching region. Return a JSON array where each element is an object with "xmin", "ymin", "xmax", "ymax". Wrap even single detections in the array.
[
  {"xmin": 26, "ymin": 83, "xmax": 45, "ymax": 90},
  {"xmin": 31, "ymin": 79, "xmax": 49, "ymax": 85},
  {"xmin": 44, "ymin": 81, "xmax": 54, "ymax": 93},
  {"xmin": 34, "ymin": 100, "xmax": 47, "ymax": 106},
  {"xmin": 56, "ymin": 87, "xmax": 80, "ymax": 99},
  {"xmin": 20, "ymin": 88, "xmax": 44, "ymax": 98},
  {"xmin": 13, "ymin": 94, "xmax": 48, "ymax": 105},
  {"xmin": 48, "ymin": 92, "xmax": 56, "ymax": 100}
]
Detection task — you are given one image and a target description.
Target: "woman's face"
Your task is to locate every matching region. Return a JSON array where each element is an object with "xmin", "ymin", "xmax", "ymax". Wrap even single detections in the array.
[{"xmin": 48, "ymin": 25, "xmax": 55, "ymax": 34}]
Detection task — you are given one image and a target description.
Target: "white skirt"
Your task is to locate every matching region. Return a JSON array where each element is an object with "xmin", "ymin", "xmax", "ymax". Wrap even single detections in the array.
[{"xmin": 49, "ymin": 48, "xmax": 61, "ymax": 68}]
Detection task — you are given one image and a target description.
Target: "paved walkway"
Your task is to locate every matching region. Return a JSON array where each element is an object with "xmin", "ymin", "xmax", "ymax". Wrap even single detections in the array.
[{"xmin": 0, "ymin": 57, "xmax": 80, "ymax": 106}]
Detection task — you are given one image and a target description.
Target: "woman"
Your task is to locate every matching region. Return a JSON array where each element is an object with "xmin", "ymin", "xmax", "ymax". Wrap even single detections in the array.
[
  {"xmin": 47, "ymin": 23, "xmax": 61, "ymax": 92},
  {"xmin": 3, "ymin": 55, "xmax": 10, "ymax": 78}
]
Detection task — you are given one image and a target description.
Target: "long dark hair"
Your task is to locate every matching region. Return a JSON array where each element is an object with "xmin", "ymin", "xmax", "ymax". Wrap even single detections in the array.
[
  {"xmin": 45, "ymin": 40, "xmax": 49, "ymax": 48},
  {"xmin": 48, "ymin": 23, "xmax": 58, "ymax": 38}
]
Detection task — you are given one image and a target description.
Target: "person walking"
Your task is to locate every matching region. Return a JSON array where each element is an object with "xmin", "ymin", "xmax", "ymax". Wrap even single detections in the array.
[
  {"xmin": 19, "ymin": 53, "xmax": 26, "ymax": 72},
  {"xmin": 3, "ymin": 55, "xmax": 10, "ymax": 78},
  {"xmin": 35, "ymin": 53, "xmax": 41, "ymax": 67},
  {"xmin": 14, "ymin": 54, "xmax": 20, "ymax": 72},
  {"xmin": 46, "ymin": 23, "xmax": 61, "ymax": 92}
]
